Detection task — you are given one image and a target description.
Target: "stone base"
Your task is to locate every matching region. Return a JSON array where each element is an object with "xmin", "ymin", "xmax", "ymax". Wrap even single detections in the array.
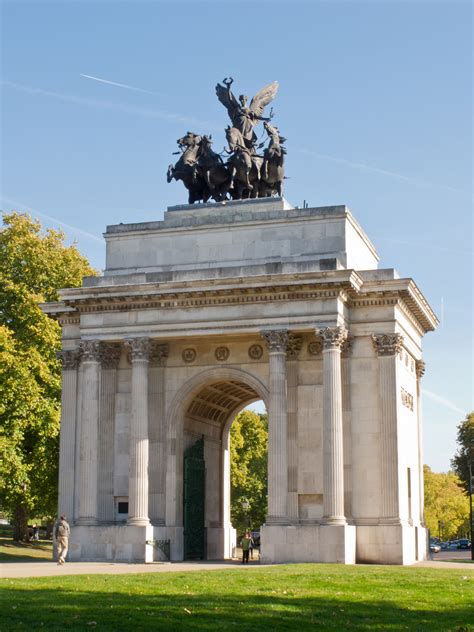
[
  {"xmin": 207, "ymin": 526, "xmax": 237, "ymax": 560},
  {"xmin": 67, "ymin": 525, "xmax": 185, "ymax": 563},
  {"xmin": 355, "ymin": 524, "xmax": 428, "ymax": 565},
  {"xmin": 260, "ymin": 524, "xmax": 356, "ymax": 564}
]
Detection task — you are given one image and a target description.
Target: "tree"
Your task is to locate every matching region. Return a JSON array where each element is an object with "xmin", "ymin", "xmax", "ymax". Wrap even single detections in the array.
[
  {"xmin": 451, "ymin": 412, "xmax": 474, "ymax": 494},
  {"xmin": 230, "ymin": 409, "xmax": 268, "ymax": 535},
  {"xmin": 0, "ymin": 212, "xmax": 95, "ymax": 540},
  {"xmin": 424, "ymin": 465, "xmax": 470, "ymax": 540}
]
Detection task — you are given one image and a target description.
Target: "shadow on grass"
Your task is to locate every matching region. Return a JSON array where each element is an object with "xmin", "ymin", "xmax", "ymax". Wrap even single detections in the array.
[
  {"xmin": 0, "ymin": 581, "xmax": 472, "ymax": 631},
  {"xmin": 0, "ymin": 538, "xmax": 52, "ymax": 563}
]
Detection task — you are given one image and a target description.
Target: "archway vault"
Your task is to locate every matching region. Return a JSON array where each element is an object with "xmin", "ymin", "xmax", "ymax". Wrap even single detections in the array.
[{"xmin": 186, "ymin": 379, "xmax": 261, "ymax": 427}]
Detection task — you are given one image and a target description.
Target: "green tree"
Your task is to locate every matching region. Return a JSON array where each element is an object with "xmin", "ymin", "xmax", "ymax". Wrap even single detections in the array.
[
  {"xmin": 424, "ymin": 465, "xmax": 470, "ymax": 540},
  {"xmin": 0, "ymin": 212, "xmax": 95, "ymax": 540},
  {"xmin": 451, "ymin": 412, "xmax": 474, "ymax": 494},
  {"xmin": 230, "ymin": 409, "xmax": 268, "ymax": 535}
]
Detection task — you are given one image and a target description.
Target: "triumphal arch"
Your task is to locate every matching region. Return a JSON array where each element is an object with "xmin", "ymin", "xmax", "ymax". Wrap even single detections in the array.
[{"xmin": 44, "ymin": 197, "xmax": 437, "ymax": 565}]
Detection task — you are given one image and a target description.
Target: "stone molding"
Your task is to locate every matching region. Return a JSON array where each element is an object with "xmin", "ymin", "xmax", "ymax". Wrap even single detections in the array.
[
  {"xmin": 286, "ymin": 334, "xmax": 303, "ymax": 360},
  {"xmin": 125, "ymin": 337, "xmax": 153, "ymax": 362},
  {"xmin": 308, "ymin": 339, "xmax": 323, "ymax": 356},
  {"xmin": 317, "ymin": 326, "xmax": 348, "ymax": 350},
  {"xmin": 182, "ymin": 348, "xmax": 197, "ymax": 363},
  {"xmin": 215, "ymin": 346, "xmax": 230, "ymax": 362},
  {"xmin": 261, "ymin": 329, "xmax": 289, "ymax": 353},
  {"xmin": 57, "ymin": 349, "xmax": 82, "ymax": 370},
  {"xmin": 79, "ymin": 340, "xmax": 101, "ymax": 362},
  {"xmin": 99, "ymin": 342, "xmax": 122, "ymax": 369},
  {"xmin": 248, "ymin": 344, "xmax": 263, "ymax": 360},
  {"xmin": 150, "ymin": 342, "xmax": 170, "ymax": 366},
  {"xmin": 371, "ymin": 333, "xmax": 404, "ymax": 357},
  {"xmin": 415, "ymin": 359, "xmax": 426, "ymax": 379}
]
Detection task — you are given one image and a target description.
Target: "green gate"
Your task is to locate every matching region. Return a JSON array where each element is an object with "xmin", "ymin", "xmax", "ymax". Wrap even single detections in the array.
[{"xmin": 183, "ymin": 437, "xmax": 205, "ymax": 559}]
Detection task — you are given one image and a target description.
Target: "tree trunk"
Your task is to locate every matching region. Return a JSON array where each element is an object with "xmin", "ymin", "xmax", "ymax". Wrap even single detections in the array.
[{"xmin": 12, "ymin": 504, "xmax": 29, "ymax": 541}]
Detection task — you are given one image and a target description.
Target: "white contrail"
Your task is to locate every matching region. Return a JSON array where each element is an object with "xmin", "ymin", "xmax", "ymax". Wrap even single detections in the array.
[
  {"xmin": 80, "ymin": 73, "xmax": 155, "ymax": 95},
  {"xmin": 1, "ymin": 195, "xmax": 104, "ymax": 244},
  {"xmin": 297, "ymin": 148, "xmax": 465, "ymax": 194},
  {"xmin": 2, "ymin": 80, "xmax": 221, "ymax": 131},
  {"xmin": 422, "ymin": 389, "xmax": 466, "ymax": 415}
]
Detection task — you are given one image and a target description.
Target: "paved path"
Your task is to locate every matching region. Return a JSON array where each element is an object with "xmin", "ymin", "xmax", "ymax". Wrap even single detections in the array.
[{"xmin": 1, "ymin": 558, "xmax": 472, "ymax": 578}]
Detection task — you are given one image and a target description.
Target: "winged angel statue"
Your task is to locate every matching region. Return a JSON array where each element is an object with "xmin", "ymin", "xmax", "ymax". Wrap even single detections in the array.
[
  {"xmin": 215, "ymin": 78, "xmax": 279, "ymax": 152},
  {"xmin": 167, "ymin": 78, "xmax": 285, "ymax": 203}
]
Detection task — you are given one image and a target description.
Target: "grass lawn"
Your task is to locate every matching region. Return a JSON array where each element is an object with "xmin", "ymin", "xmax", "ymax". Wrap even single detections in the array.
[
  {"xmin": 1, "ymin": 565, "xmax": 473, "ymax": 631},
  {"xmin": 0, "ymin": 537, "xmax": 53, "ymax": 563}
]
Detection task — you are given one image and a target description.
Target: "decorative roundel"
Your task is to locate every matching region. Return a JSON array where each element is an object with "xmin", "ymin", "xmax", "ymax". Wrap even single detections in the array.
[
  {"xmin": 182, "ymin": 348, "xmax": 197, "ymax": 363},
  {"xmin": 248, "ymin": 344, "xmax": 263, "ymax": 360},
  {"xmin": 308, "ymin": 340, "xmax": 323, "ymax": 356},
  {"xmin": 215, "ymin": 346, "xmax": 230, "ymax": 361}
]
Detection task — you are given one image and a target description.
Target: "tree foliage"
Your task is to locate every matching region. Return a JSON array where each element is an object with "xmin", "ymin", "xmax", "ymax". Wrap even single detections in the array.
[
  {"xmin": 0, "ymin": 212, "xmax": 95, "ymax": 538},
  {"xmin": 423, "ymin": 465, "xmax": 469, "ymax": 540},
  {"xmin": 230, "ymin": 409, "xmax": 268, "ymax": 535},
  {"xmin": 451, "ymin": 412, "xmax": 474, "ymax": 494}
]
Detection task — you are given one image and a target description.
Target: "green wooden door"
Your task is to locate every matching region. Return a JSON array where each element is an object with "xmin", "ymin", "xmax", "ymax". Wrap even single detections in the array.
[{"xmin": 183, "ymin": 438, "xmax": 205, "ymax": 559}]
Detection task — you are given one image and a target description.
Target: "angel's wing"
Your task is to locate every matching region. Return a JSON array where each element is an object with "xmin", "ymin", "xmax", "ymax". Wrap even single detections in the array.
[
  {"xmin": 215, "ymin": 82, "xmax": 240, "ymax": 118},
  {"xmin": 249, "ymin": 81, "xmax": 279, "ymax": 117}
]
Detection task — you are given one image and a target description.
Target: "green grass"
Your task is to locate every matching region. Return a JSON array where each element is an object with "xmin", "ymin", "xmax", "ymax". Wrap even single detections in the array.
[
  {"xmin": 1, "ymin": 565, "xmax": 473, "ymax": 631},
  {"xmin": 0, "ymin": 537, "xmax": 53, "ymax": 563}
]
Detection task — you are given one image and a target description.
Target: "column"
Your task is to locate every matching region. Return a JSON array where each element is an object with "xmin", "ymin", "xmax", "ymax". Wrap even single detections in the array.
[
  {"xmin": 125, "ymin": 337, "xmax": 152, "ymax": 526},
  {"xmin": 57, "ymin": 348, "xmax": 81, "ymax": 522},
  {"xmin": 76, "ymin": 340, "xmax": 101, "ymax": 525},
  {"xmin": 415, "ymin": 359, "xmax": 426, "ymax": 525},
  {"xmin": 286, "ymin": 334, "xmax": 303, "ymax": 522},
  {"xmin": 372, "ymin": 333, "xmax": 404, "ymax": 523},
  {"xmin": 318, "ymin": 326, "xmax": 347, "ymax": 525},
  {"xmin": 262, "ymin": 330, "xmax": 290, "ymax": 525},
  {"xmin": 148, "ymin": 343, "xmax": 169, "ymax": 525},
  {"xmin": 98, "ymin": 342, "xmax": 122, "ymax": 523}
]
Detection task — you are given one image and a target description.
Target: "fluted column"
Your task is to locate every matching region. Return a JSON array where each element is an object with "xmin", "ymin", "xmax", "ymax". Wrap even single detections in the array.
[
  {"xmin": 372, "ymin": 333, "xmax": 404, "ymax": 523},
  {"xmin": 415, "ymin": 359, "xmax": 426, "ymax": 526},
  {"xmin": 262, "ymin": 330, "xmax": 290, "ymax": 525},
  {"xmin": 77, "ymin": 340, "xmax": 101, "ymax": 525},
  {"xmin": 126, "ymin": 338, "xmax": 152, "ymax": 526},
  {"xmin": 98, "ymin": 343, "xmax": 122, "ymax": 523},
  {"xmin": 57, "ymin": 348, "xmax": 81, "ymax": 522},
  {"xmin": 318, "ymin": 326, "xmax": 347, "ymax": 525},
  {"xmin": 286, "ymin": 334, "xmax": 303, "ymax": 522},
  {"xmin": 148, "ymin": 343, "xmax": 169, "ymax": 525}
]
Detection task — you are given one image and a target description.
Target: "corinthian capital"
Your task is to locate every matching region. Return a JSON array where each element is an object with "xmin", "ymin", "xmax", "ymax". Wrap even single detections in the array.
[
  {"xmin": 371, "ymin": 333, "xmax": 404, "ymax": 357},
  {"xmin": 100, "ymin": 342, "xmax": 122, "ymax": 369},
  {"xmin": 316, "ymin": 327, "xmax": 348, "ymax": 350},
  {"xmin": 125, "ymin": 337, "xmax": 153, "ymax": 362},
  {"xmin": 261, "ymin": 329, "xmax": 289, "ymax": 353},
  {"xmin": 286, "ymin": 334, "xmax": 303, "ymax": 360},
  {"xmin": 57, "ymin": 349, "xmax": 81, "ymax": 370},
  {"xmin": 79, "ymin": 340, "xmax": 101, "ymax": 362},
  {"xmin": 150, "ymin": 342, "xmax": 170, "ymax": 366},
  {"xmin": 415, "ymin": 359, "xmax": 426, "ymax": 379}
]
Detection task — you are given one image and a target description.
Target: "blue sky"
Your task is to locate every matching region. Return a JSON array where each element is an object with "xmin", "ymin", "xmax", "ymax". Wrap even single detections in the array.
[{"xmin": 1, "ymin": 0, "xmax": 472, "ymax": 472}]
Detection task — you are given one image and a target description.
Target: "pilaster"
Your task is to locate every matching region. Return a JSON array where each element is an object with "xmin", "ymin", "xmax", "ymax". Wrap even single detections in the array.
[
  {"xmin": 415, "ymin": 359, "xmax": 426, "ymax": 526},
  {"xmin": 76, "ymin": 340, "xmax": 101, "ymax": 525},
  {"xmin": 98, "ymin": 342, "xmax": 122, "ymax": 523},
  {"xmin": 125, "ymin": 337, "xmax": 152, "ymax": 526},
  {"xmin": 262, "ymin": 329, "xmax": 290, "ymax": 525},
  {"xmin": 318, "ymin": 326, "xmax": 347, "ymax": 525},
  {"xmin": 372, "ymin": 333, "xmax": 404, "ymax": 524}
]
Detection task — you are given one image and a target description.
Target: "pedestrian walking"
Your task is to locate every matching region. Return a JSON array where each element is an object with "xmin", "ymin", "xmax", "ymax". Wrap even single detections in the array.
[
  {"xmin": 54, "ymin": 515, "xmax": 70, "ymax": 565},
  {"xmin": 241, "ymin": 531, "xmax": 254, "ymax": 564}
]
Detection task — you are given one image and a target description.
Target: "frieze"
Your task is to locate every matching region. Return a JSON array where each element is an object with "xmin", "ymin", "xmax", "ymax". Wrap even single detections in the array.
[
  {"xmin": 79, "ymin": 340, "xmax": 101, "ymax": 362},
  {"xmin": 371, "ymin": 333, "xmax": 404, "ymax": 357},
  {"xmin": 215, "ymin": 346, "xmax": 230, "ymax": 362},
  {"xmin": 316, "ymin": 327, "xmax": 348, "ymax": 350},
  {"xmin": 248, "ymin": 344, "xmax": 263, "ymax": 360},
  {"xmin": 57, "ymin": 349, "xmax": 82, "ymax": 370},
  {"xmin": 261, "ymin": 329, "xmax": 289, "ymax": 353}
]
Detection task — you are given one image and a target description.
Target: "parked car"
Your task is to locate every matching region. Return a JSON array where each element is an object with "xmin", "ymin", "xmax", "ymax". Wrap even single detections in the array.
[
  {"xmin": 447, "ymin": 540, "xmax": 459, "ymax": 550},
  {"xmin": 429, "ymin": 542, "xmax": 441, "ymax": 553},
  {"xmin": 457, "ymin": 539, "xmax": 471, "ymax": 549}
]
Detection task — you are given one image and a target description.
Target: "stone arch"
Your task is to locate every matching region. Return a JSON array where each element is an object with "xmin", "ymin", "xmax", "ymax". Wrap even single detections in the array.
[{"xmin": 164, "ymin": 367, "xmax": 269, "ymax": 544}]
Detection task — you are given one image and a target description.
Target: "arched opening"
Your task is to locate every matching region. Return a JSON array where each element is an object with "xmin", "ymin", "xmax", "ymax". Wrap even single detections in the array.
[{"xmin": 171, "ymin": 370, "xmax": 268, "ymax": 560}]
